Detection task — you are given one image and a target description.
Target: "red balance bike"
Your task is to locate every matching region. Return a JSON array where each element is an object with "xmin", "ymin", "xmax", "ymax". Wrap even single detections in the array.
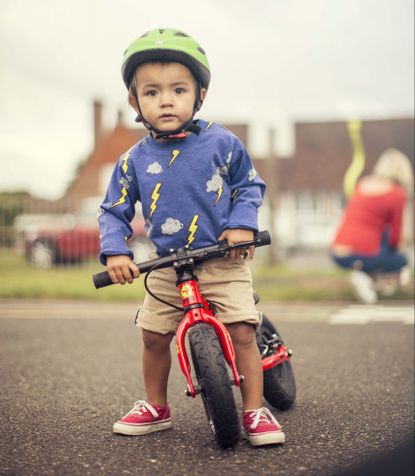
[{"xmin": 93, "ymin": 231, "xmax": 296, "ymax": 448}]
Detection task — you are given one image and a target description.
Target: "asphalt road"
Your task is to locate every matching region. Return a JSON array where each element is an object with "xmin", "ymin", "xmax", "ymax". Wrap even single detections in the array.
[{"xmin": 0, "ymin": 300, "xmax": 414, "ymax": 476}]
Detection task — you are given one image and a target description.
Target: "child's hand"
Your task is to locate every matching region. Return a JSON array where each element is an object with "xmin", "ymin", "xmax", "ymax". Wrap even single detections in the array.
[
  {"xmin": 106, "ymin": 255, "xmax": 140, "ymax": 285},
  {"xmin": 218, "ymin": 229, "xmax": 255, "ymax": 260}
]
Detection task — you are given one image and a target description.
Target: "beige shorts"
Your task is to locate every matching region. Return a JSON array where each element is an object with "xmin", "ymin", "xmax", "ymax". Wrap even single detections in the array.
[{"xmin": 136, "ymin": 255, "xmax": 259, "ymax": 335}]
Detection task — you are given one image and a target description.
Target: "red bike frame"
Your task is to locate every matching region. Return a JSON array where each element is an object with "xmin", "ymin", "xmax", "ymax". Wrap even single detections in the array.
[
  {"xmin": 92, "ymin": 230, "xmax": 292, "ymax": 398},
  {"xmin": 174, "ymin": 277, "xmax": 291, "ymax": 397}
]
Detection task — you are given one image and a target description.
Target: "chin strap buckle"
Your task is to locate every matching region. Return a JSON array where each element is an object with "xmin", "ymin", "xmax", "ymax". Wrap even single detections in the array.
[
  {"xmin": 155, "ymin": 123, "xmax": 202, "ymax": 141},
  {"xmin": 166, "ymin": 131, "xmax": 187, "ymax": 140}
]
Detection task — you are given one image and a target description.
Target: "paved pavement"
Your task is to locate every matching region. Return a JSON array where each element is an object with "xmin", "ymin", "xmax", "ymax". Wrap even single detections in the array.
[{"xmin": 0, "ymin": 299, "xmax": 414, "ymax": 476}]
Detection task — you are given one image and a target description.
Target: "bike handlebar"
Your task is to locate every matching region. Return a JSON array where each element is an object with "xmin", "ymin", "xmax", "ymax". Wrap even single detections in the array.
[{"xmin": 92, "ymin": 230, "xmax": 271, "ymax": 289}]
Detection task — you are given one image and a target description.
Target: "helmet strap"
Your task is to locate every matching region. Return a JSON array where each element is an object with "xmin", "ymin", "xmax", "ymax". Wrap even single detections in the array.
[{"xmin": 153, "ymin": 120, "xmax": 201, "ymax": 141}]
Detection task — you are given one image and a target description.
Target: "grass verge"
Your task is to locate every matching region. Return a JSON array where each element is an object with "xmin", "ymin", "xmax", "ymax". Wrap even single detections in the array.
[{"xmin": 0, "ymin": 250, "xmax": 413, "ymax": 302}]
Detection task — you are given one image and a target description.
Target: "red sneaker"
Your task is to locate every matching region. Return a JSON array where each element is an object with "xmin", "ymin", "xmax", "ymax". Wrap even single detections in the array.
[
  {"xmin": 113, "ymin": 400, "xmax": 172, "ymax": 436},
  {"xmin": 243, "ymin": 407, "xmax": 285, "ymax": 446}
]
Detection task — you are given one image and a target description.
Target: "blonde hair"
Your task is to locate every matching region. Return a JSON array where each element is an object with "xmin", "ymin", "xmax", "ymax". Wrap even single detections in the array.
[{"xmin": 372, "ymin": 148, "xmax": 414, "ymax": 194}]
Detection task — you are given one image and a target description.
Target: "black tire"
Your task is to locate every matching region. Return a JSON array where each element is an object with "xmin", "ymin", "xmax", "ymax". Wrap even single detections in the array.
[
  {"xmin": 189, "ymin": 323, "xmax": 240, "ymax": 448},
  {"xmin": 258, "ymin": 315, "xmax": 296, "ymax": 410}
]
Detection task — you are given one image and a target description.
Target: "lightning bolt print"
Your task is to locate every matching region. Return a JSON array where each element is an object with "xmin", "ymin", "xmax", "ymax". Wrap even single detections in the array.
[
  {"xmin": 111, "ymin": 149, "xmax": 132, "ymax": 208},
  {"xmin": 215, "ymin": 185, "xmax": 223, "ymax": 206},
  {"xmin": 150, "ymin": 182, "xmax": 162, "ymax": 217},
  {"xmin": 121, "ymin": 150, "xmax": 130, "ymax": 173},
  {"xmin": 168, "ymin": 149, "xmax": 181, "ymax": 167},
  {"xmin": 111, "ymin": 188, "xmax": 128, "ymax": 208},
  {"xmin": 187, "ymin": 214, "xmax": 199, "ymax": 246}
]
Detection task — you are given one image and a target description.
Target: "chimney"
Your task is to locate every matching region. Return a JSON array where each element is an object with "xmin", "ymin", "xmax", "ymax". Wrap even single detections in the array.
[{"xmin": 93, "ymin": 99, "xmax": 103, "ymax": 147}]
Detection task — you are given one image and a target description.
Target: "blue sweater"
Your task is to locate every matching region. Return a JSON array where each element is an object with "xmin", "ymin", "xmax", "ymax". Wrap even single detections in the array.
[{"xmin": 98, "ymin": 119, "xmax": 266, "ymax": 264}]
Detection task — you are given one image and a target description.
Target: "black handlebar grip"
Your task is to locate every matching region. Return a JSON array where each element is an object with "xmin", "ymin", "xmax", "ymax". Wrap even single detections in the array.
[
  {"xmin": 257, "ymin": 230, "xmax": 271, "ymax": 246},
  {"xmin": 93, "ymin": 270, "xmax": 113, "ymax": 289},
  {"xmin": 93, "ymin": 230, "xmax": 271, "ymax": 289}
]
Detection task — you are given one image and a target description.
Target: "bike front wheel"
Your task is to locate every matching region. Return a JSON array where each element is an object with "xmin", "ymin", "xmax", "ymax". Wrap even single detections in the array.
[
  {"xmin": 189, "ymin": 323, "xmax": 240, "ymax": 448},
  {"xmin": 259, "ymin": 315, "xmax": 296, "ymax": 410}
]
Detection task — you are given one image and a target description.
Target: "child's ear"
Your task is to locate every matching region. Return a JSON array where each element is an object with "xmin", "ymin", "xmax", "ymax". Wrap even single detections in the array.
[
  {"xmin": 196, "ymin": 88, "xmax": 207, "ymax": 111},
  {"xmin": 128, "ymin": 92, "xmax": 139, "ymax": 113}
]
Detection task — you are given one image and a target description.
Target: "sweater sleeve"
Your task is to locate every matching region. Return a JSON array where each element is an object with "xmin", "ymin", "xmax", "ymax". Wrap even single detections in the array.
[
  {"xmin": 226, "ymin": 139, "xmax": 266, "ymax": 231},
  {"xmin": 387, "ymin": 187, "xmax": 407, "ymax": 248},
  {"xmin": 98, "ymin": 150, "xmax": 141, "ymax": 265}
]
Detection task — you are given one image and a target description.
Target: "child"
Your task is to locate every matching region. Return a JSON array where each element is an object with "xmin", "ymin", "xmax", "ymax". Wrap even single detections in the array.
[{"xmin": 98, "ymin": 28, "xmax": 284, "ymax": 446}]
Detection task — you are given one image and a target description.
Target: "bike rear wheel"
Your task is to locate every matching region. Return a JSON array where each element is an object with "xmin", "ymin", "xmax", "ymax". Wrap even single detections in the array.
[
  {"xmin": 189, "ymin": 323, "xmax": 240, "ymax": 448},
  {"xmin": 259, "ymin": 315, "xmax": 296, "ymax": 410}
]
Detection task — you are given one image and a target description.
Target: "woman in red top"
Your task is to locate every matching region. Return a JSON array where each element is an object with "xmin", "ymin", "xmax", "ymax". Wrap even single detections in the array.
[{"xmin": 331, "ymin": 148, "xmax": 413, "ymax": 304}]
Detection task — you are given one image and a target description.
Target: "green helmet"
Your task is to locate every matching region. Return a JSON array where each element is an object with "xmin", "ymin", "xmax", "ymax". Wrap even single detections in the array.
[{"xmin": 121, "ymin": 28, "xmax": 211, "ymax": 90}]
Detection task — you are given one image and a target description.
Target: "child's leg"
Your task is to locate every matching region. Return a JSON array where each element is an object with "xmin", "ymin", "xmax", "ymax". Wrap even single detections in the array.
[
  {"xmin": 226, "ymin": 322, "xmax": 263, "ymax": 410},
  {"xmin": 142, "ymin": 329, "xmax": 174, "ymax": 407}
]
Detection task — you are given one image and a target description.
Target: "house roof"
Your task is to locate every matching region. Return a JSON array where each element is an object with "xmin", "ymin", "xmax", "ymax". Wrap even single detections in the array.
[
  {"xmin": 264, "ymin": 118, "xmax": 415, "ymax": 192},
  {"xmin": 64, "ymin": 125, "xmax": 146, "ymax": 208}
]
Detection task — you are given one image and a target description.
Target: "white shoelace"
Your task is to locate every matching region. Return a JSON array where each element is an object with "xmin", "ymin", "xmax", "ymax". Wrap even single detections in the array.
[
  {"xmin": 248, "ymin": 407, "xmax": 279, "ymax": 430},
  {"xmin": 128, "ymin": 400, "xmax": 159, "ymax": 418}
]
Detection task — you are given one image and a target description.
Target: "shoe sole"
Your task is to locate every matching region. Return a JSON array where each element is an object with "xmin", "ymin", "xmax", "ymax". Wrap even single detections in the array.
[
  {"xmin": 246, "ymin": 430, "xmax": 285, "ymax": 446},
  {"xmin": 113, "ymin": 420, "xmax": 172, "ymax": 436}
]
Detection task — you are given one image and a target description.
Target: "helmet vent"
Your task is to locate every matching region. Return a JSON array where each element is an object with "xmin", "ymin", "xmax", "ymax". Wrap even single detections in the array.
[
  {"xmin": 140, "ymin": 32, "xmax": 149, "ymax": 38},
  {"xmin": 158, "ymin": 29, "xmax": 165, "ymax": 34},
  {"xmin": 175, "ymin": 31, "xmax": 190, "ymax": 37},
  {"xmin": 198, "ymin": 47, "xmax": 206, "ymax": 55}
]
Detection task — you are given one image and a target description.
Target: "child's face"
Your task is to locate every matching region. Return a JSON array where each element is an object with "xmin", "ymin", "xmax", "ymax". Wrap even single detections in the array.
[{"xmin": 131, "ymin": 62, "xmax": 206, "ymax": 133}]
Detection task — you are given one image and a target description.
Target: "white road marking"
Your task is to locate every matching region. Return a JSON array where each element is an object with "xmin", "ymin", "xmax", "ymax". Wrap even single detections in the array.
[
  {"xmin": 328, "ymin": 305, "xmax": 414, "ymax": 325},
  {"xmin": 0, "ymin": 300, "xmax": 413, "ymax": 325}
]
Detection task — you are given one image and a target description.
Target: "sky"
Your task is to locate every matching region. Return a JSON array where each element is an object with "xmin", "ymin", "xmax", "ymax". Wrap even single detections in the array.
[{"xmin": 0, "ymin": 0, "xmax": 414, "ymax": 199}]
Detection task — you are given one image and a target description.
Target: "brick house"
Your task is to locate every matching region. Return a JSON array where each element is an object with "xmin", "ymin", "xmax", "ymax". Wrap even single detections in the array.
[
  {"xmin": 254, "ymin": 118, "xmax": 415, "ymax": 251},
  {"xmin": 64, "ymin": 101, "xmax": 414, "ymax": 251}
]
